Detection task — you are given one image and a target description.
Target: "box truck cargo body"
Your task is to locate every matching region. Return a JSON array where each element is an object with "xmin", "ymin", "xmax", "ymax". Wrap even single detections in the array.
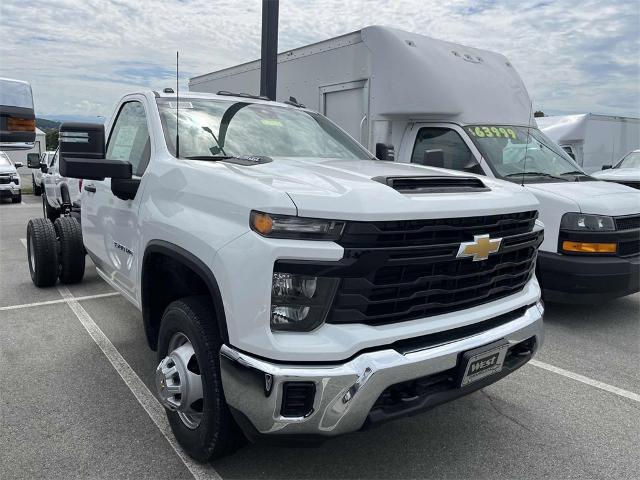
[
  {"xmin": 191, "ymin": 26, "xmax": 640, "ymax": 304},
  {"xmin": 537, "ymin": 114, "xmax": 640, "ymax": 173}
]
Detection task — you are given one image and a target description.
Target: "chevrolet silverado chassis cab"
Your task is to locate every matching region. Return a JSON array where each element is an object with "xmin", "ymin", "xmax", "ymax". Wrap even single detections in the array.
[{"xmin": 27, "ymin": 91, "xmax": 544, "ymax": 461}]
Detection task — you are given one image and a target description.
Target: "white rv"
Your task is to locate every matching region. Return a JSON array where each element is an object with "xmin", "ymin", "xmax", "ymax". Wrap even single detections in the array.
[
  {"xmin": 537, "ymin": 114, "xmax": 640, "ymax": 173},
  {"xmin": 191, "ymin": 26, "xmax": 640, "ymax": 304}
]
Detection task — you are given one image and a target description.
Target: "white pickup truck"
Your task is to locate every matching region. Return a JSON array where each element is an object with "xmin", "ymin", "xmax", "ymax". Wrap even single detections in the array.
[
  {"xmin": 192, "ymin": 26, "xmax": 640, "ymax": 304},
  {"xmin": 27, "ymin": 148, "xmax": 82, "ymax": 221},
  {"xmin": 27, "ymin": 90, "xmax": 544, "ymax": 461}
]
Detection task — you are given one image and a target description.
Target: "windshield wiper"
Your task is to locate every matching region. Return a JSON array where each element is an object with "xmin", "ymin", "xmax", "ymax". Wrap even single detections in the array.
[
  {"xmin": 504, "ymin": 172, "xmax": 569, "ymax": 181},
  {"xmin": 184, "ymin": 155, "xmax": 234, "ymax": 161},
  {"xmin": 560, "ymin": 170, "xmax": 589, "ymax": 176}
]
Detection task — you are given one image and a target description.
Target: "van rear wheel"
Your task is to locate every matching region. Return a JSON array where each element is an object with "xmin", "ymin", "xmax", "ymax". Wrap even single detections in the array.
[
  {"xmin": 27, "ymin": 218, "xmax": 58, "ymax": 287},
  {"xmin": 156, "ymin": 296, "xmax": 245, "ymax": 461}
]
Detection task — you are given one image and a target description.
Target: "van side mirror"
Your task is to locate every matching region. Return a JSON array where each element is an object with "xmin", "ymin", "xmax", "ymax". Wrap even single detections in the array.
[
  {"xmin": 59, "ymin": 122, "xmax": 131, "ymax": 181},
  {"xmin": 376, "ymin": 143, "xmax": 395, "ymax": 161},
  {"xmin": 566, "ymin": 151, "xmax": 576, "ymax": 160},
  {"xmin": 601, "ymin": 165, "xmax": 612, "ymax": 170},
  {"xmin": 14, "ymin": 161, "xmax": 23, "ymax": 168},
  {"xmin": 422, "ymin": 149, "xmax": 444, "ymax": 168},
  {"xmin": 27, "ymin": 153, "xmax": 41, "ymax": 168}
]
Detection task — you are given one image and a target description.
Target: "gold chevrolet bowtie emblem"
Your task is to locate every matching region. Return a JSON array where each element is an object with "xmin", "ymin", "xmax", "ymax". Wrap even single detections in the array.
[{"xmin": 457, "ymin": 234, "xmax": 502, "ymax": 261}]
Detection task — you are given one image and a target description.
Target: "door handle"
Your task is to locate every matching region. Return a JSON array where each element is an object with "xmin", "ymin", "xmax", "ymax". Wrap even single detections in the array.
[{"xmin": 84, "ymin": 185, "xmax": 96, "ymax": 193}]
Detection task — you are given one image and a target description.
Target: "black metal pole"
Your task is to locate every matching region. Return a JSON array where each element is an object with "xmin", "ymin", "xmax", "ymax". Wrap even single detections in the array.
[{"xmin": 260, "ymin": 0, "xmax": 279, "ymax": 100}]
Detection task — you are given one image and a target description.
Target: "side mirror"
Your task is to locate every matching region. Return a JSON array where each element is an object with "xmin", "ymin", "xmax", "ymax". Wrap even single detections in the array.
[
  {"xmin": 40, "ymin": 164, "xmax": 48, "ymax": 174},
  {"xmin": 422, "ymin": 149, "xmax": 445, "ymax": 168},
  {"xmin": 602, "ymin": 165, "xmax": 612, "ymax": 170},
  {"xmin": 14, "ymin": 161, "xmax": 23, "ymax": 168},
  {"xmin": 376, "ymin": 143, "xmax": 395, "ymax": 161},
  {"xmin": 566, "ymin": 152, "xmax": 576, "ymax": 160},
  {"xmin": 59, "ymin": 122, "xmax": 131, "ymax": 181},
  {"xmin": 27, "ymin": 153, "xmax": 41, "ymax": 168}
]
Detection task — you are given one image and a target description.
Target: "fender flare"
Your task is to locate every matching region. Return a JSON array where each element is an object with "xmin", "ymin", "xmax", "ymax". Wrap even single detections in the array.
[{"xmin": 141, "ymin": 240, "xmax": 229, "ymax": 346}]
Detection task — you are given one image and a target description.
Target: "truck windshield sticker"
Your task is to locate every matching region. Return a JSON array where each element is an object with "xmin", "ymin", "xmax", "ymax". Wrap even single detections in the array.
[
  {"xmin": 167, "ymin": 101, "xmax": 194, "ymax": 109},
  {"xmin": 467, "ymin": 126, "xmax": 519, "ymax": 140},
  {"xmin": 260, "ymin": 119, "xmax": 282, "ymax": 127}
]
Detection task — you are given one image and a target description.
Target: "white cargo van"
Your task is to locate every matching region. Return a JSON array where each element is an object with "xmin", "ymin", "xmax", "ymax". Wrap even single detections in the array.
[
  {"xmin": 191, "ymin": 26, "xmax": 640, "ymax": 304},
  {"xmin": 537, "ymin": 114, "xmax": 640, "ymax": 173}
]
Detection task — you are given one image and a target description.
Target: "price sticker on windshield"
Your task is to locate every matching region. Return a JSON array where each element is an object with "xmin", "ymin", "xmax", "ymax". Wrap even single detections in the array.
[
  {"xmin": 467, "ymin": 126, "xmax": 518, "ymax": 139},
  {"xmin": 261, "ymin": 119, "xmax": 282, "ymax": 127}
]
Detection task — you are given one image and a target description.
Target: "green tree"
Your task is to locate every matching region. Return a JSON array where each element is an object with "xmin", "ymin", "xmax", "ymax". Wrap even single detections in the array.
[{"xmin": 45, "ymin": 129, "xmax": 59, "ymax": 150}]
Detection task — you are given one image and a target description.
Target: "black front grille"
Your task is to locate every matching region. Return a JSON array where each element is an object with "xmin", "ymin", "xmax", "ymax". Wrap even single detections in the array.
[
  {"xmin": 615, "ymin": 215, "xmax": 640, "ymax": 231},
  {"xmin": 338, "ymin": 211, "xmax": 537, "ymax": 249},
  {"xmin": 326, "ymin": 212, "xmax": 541, "ymax": 326},
  {"xmin": 0, "ymin": 176, "xmax": 11, "ymax": 184},
  {"xmin": 619, "ymin": 238, "xmax": 640, "ymax": 257}
]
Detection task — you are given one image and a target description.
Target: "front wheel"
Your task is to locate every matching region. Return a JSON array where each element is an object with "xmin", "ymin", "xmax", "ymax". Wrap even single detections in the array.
[
  {"xmin": 12, "ymin": 194, "xmax": 21, "ymax": 203},
  {"xmin": 156, "ymin": 296, "xmax": 245, "ymax": 461}
]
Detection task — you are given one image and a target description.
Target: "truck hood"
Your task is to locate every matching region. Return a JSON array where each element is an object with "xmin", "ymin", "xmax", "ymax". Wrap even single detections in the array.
[
  {"xmin": 525, "ymin": 181, "xmax": 640, "ymax": 216},
  {"xmin": 590, "ymin": 168, "xmax": 640, "ymax": 182},
  {"xmin": 217, "ymin": 157, "xmax": 539, "ymax": 221},
  {"xmin": 0, "ymin": 166, "xmax": 17, "ymax": 175}
]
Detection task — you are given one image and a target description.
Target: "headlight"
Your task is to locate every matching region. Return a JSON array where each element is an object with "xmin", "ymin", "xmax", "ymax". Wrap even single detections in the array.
[
  {"xmin": 271, "ymin": 272, "xmax": 338, "ymax": 332},
  {"xmin": 10, "ymin": 174, "xmax": 19, "ymax": 183},
  {"xmin": 560, "ymin": 213, "xmax": 615, "ymax": 231},
  {"xmin": 251, "ymin": 211, "xmax": 345, "ymax": 240}
]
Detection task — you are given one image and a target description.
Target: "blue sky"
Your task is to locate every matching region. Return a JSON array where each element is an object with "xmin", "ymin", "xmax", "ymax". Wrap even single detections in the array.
[{"xmin": 1, "ymin": 0, "xmax": 638, "ymax": 119}]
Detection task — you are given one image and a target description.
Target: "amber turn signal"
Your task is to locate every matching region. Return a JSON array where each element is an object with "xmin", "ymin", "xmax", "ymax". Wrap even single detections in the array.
[
  {"xmin": 562, "ymin": 241, "xmax": 616, "ymax": 254},
  {"xmin": 7, "ymin": 117, "xmax": 36, "ymax": 132},
  {"xmin": 251, "ymin": 212, "xmax": 274, "ymax": 235}
]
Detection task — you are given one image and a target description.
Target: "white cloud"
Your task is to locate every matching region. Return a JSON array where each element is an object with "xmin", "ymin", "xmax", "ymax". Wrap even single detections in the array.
[{"xmin": 1, "ymin": 0, "xmax": 638, "ymax": 118}]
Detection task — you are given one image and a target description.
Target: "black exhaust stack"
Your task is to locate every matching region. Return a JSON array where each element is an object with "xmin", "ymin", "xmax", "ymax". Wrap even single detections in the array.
[{"xmin": 260, "ymin": 0, "xmax": 279, "ymax": 100}]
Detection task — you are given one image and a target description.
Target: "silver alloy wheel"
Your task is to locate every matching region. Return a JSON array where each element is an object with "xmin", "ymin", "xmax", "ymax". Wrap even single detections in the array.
[{"xmin": 155, "ymin": 332, "xmax": 204, "ymax": 429}]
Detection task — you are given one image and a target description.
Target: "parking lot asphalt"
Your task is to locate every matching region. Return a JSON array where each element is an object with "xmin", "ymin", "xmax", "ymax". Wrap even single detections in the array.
[{"xmin": 1, "ymin": 195, "xmax": 639, "ymax": 479}]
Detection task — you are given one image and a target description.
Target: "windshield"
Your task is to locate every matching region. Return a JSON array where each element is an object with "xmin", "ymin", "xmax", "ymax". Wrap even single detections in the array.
[
  {"xmin": 617, "ymin": 151, "xmax": 640, "ymax": 169},
  {"xmin": 465, "ymin": 125, "xmax": 586, "ymax": 182},
  {"xmin": 157, "ymin": 98, "xmax": 371, "ymax": 160}
]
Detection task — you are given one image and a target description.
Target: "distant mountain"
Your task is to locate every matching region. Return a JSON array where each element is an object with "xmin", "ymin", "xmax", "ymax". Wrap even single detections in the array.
[
  {"xmin": 46, "ymin": 114, "xmax": 106, "ymax": 123},
  {"xmin": 36, "ymin": 118, "xmax": 62, "ymax": 130}
]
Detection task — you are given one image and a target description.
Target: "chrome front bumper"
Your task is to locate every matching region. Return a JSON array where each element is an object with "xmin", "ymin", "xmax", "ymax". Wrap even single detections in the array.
[{"xmin": 220, "ymin": 302, "xmax": 544, "ymax": 437}]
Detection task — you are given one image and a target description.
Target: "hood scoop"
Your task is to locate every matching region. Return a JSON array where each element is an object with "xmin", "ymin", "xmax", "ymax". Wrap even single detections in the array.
[{"xmin": 373, "ymin": 176, "xmax": 489, "ymax": 194}]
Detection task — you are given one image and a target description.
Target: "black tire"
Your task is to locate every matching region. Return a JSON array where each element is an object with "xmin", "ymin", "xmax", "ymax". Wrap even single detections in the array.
[
  {"xmin": 33, "ymin": 176, "xmax": 42, "ymax": 196},
  {"xmin": 158, "ymin": 296, "xmax": 245, "ymax": 461},
  {"xmin": 27, "ymin": 218, "xmax": 59, "ymax": 287},
  {"xmin": 42, "ymin": 190, "xmax": 59, "ymax": 222},
  {"xmin": 12, "ymin": 194, "xmax": 21, "ymax": 203},
  {"xmin": 54, "ymin": 217, "xmax": 85, "ymax": 284}
]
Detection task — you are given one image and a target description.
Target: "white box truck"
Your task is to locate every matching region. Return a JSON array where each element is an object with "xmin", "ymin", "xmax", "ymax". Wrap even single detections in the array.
[
  {"xmin": 537, "ymin": 114, "xmax": 640, "ymax": 173},
  {"xmin": 191, "ymin": 25, "xmax": 640, "ymax": 304}
]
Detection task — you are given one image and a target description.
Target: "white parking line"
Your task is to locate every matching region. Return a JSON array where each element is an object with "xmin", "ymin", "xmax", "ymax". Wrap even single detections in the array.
[
  {"xmin": 19, "ymin": 238, "xmax": 219, "ymax": 479},
  {"xmin": 529, "ymin": 359, "xmax": 640, "ymax": 403},
  {"xmin": 56, "ymin": 286, "xmax": 220, "ymax": 480},
  {"xmin": 0, "ymin": 292, "xmax": 120, "ymax": 311}
]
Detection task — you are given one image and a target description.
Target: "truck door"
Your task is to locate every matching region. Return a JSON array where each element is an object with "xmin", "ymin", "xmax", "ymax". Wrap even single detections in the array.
[
  {"xmin": 320, "ymin": 81, "xmax": 368, "ymax": 146},
  {"xmin": 43, "ymin": 150, "xmax": 60, "ymax": 208},
  {"xmin": 82, "ymin": 98, "xmax": 152, "ymax": 303},
  {"xmin": 401, "ymin": 123, "xmax": 490, "ymax": 176}
]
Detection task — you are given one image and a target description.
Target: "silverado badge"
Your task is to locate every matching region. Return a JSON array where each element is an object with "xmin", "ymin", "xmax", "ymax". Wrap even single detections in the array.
[{"xmin": 457, "ymin": 234, "xmax": 502, "ymax": 262}]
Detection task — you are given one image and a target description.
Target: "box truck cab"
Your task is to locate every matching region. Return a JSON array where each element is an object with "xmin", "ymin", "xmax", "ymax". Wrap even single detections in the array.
[{"xmin": 190, "ymin": 25, "xmax": 640, "ymax": 304}]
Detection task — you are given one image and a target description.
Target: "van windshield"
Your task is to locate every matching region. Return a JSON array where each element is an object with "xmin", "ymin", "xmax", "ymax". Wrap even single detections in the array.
[
  {"xmin": 465, "ymin": 125, "xmax": 589, "ymax": 182},
  {"xmin": 157, "ymin": 98, "xmax": 371, "ymax": 160},
  {"xmin": 617, "ymin": 151, "xmax": 640, "ymax": 169}
]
